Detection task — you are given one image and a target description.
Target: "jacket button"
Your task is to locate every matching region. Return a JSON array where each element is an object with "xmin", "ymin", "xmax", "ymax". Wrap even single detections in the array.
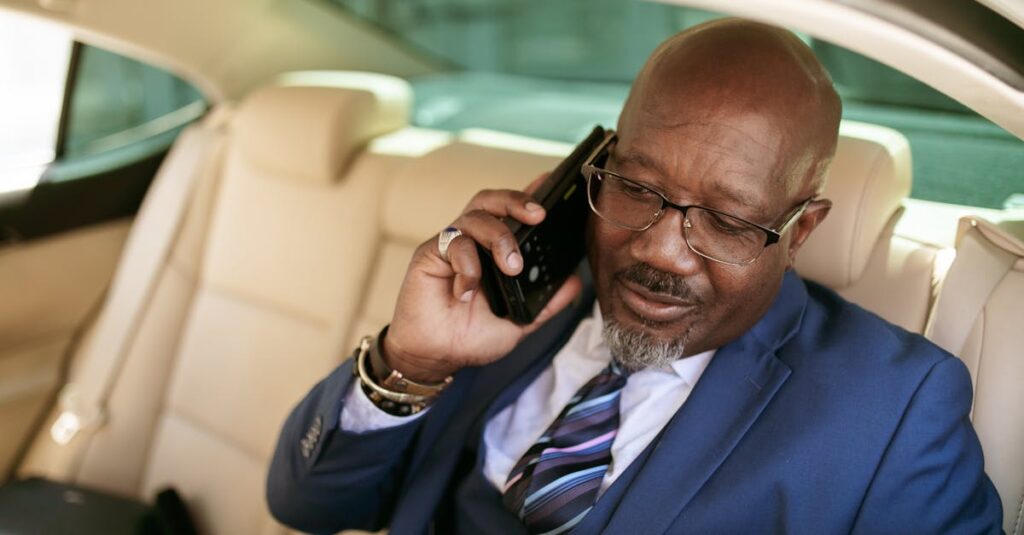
[{"xmin": 299, "ymin": 416, "xmax": 324, "ymax": 459}]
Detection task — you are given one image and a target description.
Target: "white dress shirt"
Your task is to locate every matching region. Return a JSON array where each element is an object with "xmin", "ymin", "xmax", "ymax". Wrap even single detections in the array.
[{"xmin": 341, "ymin": 304, "xmax": 715, "ymax": 494}]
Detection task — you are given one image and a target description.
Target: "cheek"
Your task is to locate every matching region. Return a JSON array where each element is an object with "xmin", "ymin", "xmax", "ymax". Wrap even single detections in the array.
[
  {"xmin": 703, "ymin": 254, "xmax": 787, "ymax": 326},
  {"xmin": 586, "ymin": 219, "xmax": 633, "ymax": 295},
  {"xmin": 587, "ymin": 218, "xmax": 633, "ymax": 261}
]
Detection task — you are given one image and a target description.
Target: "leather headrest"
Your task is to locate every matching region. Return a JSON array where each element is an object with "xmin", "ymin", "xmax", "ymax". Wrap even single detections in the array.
[
  {"xmin": 232, "ymin": 71, "xmax": 410, "ymax": 186},
  {"xmin": 383, "ymin": 129, "xmax": 570, "ymax": 243},
  {"xmin": 795, "ymin": 121, "xmax": 912, "ymax": 288}
]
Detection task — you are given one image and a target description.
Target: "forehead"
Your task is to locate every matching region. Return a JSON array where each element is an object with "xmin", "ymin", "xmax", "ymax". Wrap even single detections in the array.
[{"xmin": 613, "ymin": 111, "xmax": 794, "ymax": 215}]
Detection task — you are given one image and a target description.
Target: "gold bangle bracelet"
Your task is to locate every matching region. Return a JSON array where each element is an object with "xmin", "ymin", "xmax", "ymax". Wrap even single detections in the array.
[{"xmin": 354, "ymin": 336, "xmax": 434, "ymax": 404}]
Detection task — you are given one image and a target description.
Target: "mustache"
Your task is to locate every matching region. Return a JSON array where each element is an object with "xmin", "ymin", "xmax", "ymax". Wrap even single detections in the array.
[{"xmin": 617, "ymin": 263, "xmax": 701, "ymax": 303}]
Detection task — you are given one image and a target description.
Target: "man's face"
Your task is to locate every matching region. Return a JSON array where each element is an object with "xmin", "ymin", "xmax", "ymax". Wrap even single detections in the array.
[{"xmin": 587, "ymin": 97, "xmax": 810, "ymax": 361}]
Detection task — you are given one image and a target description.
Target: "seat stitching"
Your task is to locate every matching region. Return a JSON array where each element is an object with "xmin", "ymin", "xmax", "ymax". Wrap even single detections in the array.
[
  {"xmin": 969, "ymin": 310, "xmax": 985, "ymax": 421},
  {"xmin": 164, "ymin": 408, "xmax": 266, "ymax": 463},
  {"xmin": 848, "ymin": 145, "xmax": 888, "ymax": 285},
  {"xmin": 203, "ymin": 282, "xmax": 331, "ymax": 330},
  {"xmin": 1013, "ymin": 490, "xmax": 1023, "ymax": 535}
]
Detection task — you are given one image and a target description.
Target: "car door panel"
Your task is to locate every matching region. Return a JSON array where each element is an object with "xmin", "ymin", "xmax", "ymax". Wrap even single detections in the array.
[{"xmin": 0, "ymin": 219, "xmax": 130, "ymax": 476}]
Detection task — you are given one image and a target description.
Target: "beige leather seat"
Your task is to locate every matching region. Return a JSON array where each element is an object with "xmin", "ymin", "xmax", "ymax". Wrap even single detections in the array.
[
  {"xmin": 20, "ymin": 73, "xmax": 415, "ymax": 533},
  {"xmin": 17, "ymin": 70, "xmax": 961, "ymax": 533},
  {"xmin": 926, "ymin": 217, "xmax": 1024, "ymax": 535},
  {"xmin": 795, "ymin": 121, "xmax": 943, "ymax": 334},
  {"xmin": 345, "ymin": 128, "xmax": 568, "ymax": 347}
]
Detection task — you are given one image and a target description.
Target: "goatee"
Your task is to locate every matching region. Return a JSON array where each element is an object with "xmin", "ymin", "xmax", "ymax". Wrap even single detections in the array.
[{"xmin": 603, "ymin": 316, "xmax": 688, "ymax": 372}]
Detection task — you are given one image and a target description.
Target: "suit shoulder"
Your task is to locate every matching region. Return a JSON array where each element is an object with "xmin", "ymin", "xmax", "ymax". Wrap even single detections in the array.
[{"xmin": 793, "ymin": 277, "xmax": 953, "ymax": 376}]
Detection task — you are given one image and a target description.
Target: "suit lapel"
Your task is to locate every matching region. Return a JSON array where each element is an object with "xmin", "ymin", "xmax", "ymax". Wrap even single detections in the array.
[{"xmin": 602, "ymin": 271, "xmax": 808, "ymax": 534}]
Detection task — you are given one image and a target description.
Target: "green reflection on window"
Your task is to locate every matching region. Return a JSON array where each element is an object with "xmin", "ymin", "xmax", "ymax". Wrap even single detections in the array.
[{"xmin": 64, "ymin": 45, "xmax": 205, "ymax": 158}]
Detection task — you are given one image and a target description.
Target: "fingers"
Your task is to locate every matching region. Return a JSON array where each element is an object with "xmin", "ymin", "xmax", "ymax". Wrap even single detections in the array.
[
  {"xmin": 417, "ymin": 181, "xmax": 556, "ymax": 304},
  {"xmin": 522, "ymin": 275, "xmax": 584, "ymax": 335},
  {"xmin": 463, "ymin": 189, "xmax": 545, "ymax": 227},
  {"xmin": 451, "ymin": 209, "xmax": 524, "ymax": 277},
  {"xmin": 446, "ymin": 235, "xmax": 481, "ymax": 301}
]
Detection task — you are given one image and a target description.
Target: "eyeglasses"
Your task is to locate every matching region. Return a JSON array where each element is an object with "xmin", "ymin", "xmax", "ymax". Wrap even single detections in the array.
[{"xmin": 580, "ymin": 130, "xmax": 813, "ymax": 266}]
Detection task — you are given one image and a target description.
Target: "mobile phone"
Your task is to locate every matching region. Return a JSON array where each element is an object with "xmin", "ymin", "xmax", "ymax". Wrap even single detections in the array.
[{"xmin": 477, "ymin": 126, "xmax": 606, "ymax": 325}]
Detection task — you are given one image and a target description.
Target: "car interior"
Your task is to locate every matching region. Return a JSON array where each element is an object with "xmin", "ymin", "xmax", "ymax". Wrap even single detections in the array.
[{"xmin": 0, "ymin": 0, "xmax": 1021, "ymax": 533}]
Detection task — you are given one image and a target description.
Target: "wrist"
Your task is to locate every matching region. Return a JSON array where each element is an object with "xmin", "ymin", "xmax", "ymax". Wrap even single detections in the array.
[
  {"xmin": 381, "ymin": 329, "xmax": 459, "ymax": 384},
  {"xmin": 352, "ymin": 333, "xmax": 451, "ymax": 417}
]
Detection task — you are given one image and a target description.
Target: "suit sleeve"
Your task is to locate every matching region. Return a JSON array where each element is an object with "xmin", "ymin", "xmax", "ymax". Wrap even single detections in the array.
[
  {"xmin": 851, "ymin": 356, "xmax": 1003, "ymax": 534},
  {"xmin": 266, "ymin": 358, "xmax": 427, "ymax": 533}
]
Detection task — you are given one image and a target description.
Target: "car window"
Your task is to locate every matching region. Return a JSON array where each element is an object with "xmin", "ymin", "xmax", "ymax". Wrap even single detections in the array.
[
  {"xmin": 0, "ymin": 11, "xmax": 204, "ymax": 198},
  {"xmin": 326, "ymin": 0, "xmax": 1024, "ymax": 211},
  {"xmin": 0, "ymin": 11, "xmax": 70, "ymax": 198},
  {"xmin": 61, "ymin": 45, "xmax": 205, "ymax": 160}
]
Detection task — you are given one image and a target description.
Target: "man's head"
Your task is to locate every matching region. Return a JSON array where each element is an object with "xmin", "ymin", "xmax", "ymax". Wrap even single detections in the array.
[{"xmin": 588, "ymin": 18, "xmax": 841, "ymax": 370}]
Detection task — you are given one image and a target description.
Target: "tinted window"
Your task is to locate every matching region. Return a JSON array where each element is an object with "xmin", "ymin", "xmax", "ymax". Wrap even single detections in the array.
[
  {"xmin": 327, "ymin": 0, "xmax": 1024, "ymax": 210},
  {"xmin": 62, "ymin": 45, "xmax": 204, "ymax": 159}
]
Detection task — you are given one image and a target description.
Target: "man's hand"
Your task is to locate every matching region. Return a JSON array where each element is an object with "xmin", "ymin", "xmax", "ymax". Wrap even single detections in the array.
[{"xmin": 383, "ymin": 175, "xmax": 584, "ymax": 383}]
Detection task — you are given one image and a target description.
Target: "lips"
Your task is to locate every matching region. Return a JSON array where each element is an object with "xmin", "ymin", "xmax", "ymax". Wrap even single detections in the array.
[{"xmin": 615, "ymin": 277, "xmax": 698, "ymax": 324}]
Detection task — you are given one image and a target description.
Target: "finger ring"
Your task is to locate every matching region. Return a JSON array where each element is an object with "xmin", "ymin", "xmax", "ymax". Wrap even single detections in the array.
[{"xmin": 437, "ymin": 226, "xmax": 463, "ymax": 262}]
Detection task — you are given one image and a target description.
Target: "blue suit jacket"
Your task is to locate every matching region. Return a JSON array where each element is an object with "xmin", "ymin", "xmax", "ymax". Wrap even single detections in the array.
[{"xmin": 267, "ymin": 271, "xmax": 1002, "ymax": 534}]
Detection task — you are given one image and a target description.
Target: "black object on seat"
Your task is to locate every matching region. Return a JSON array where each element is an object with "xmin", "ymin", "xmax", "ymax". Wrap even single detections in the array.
[{"xmin": 0, "ymin": 477, "xmax": 198, "ymax": 535}]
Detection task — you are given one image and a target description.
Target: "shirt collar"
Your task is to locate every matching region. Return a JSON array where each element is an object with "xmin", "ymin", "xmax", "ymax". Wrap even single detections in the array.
[{"xmin": 586, "ymin": 302, "xmax": 716, "ymax": 386}]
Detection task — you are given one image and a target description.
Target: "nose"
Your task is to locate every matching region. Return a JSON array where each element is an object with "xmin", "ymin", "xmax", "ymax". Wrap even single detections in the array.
[{"xmin": 628, "ymin": 208, "xmax": 704, "ymax": 276}]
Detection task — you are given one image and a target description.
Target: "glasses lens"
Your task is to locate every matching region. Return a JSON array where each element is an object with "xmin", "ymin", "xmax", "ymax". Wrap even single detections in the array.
[
  {"xmin": 588, "ymin": 171, "xmax": 662, "ymax": 230},
  {"xmin": 685, "ymin": 207, "xmax": 766, "ymax": 264}
]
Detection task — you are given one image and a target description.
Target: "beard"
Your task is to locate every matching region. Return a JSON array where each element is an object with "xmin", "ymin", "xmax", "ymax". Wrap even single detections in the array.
[
  {"xmin": 600, "ymin": 262, "xmax": 699, "ymax": 372},
  {"xmin": 603, "ymin": 316, "xmax": 688, "ymax": 372}
]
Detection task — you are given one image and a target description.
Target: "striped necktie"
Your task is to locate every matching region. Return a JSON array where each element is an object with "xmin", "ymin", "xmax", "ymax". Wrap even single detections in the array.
[{"xmin": 502, "ymin": 362, "xmax": 629, "ymax": 534}]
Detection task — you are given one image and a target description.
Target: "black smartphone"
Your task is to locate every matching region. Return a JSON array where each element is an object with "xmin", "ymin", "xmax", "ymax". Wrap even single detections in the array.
[{"xmin": 477, "ymin": 126, "xmax": 606, "ymax": 324}]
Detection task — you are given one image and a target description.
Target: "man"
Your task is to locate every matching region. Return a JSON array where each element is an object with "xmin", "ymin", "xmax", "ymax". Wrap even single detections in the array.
[{"xmin": 267, "ymin": 19, "xmax": 1001, "ymax": 534}]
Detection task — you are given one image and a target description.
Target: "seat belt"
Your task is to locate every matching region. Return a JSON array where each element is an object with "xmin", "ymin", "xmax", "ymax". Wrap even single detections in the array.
[
  {"xmin": 49, "ymin": 108, "xmax": 231, "ymax": 447},
  {"xmin": 925, "ymin": 217, "xmax": 1023, "ymax": 357}
]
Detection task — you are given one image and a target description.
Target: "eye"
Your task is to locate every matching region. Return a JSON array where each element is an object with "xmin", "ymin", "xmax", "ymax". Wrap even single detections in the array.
[
  {"xmin": 610, "ymin": 175, "xmax": 655, "ymax": 200},
  {"xmin": 707, "ymin": 211, "xmax": 749, "ymax": 235},
  {"xmin": 621, "ymin": 181, "xmax": 650, "ymax": 197}
]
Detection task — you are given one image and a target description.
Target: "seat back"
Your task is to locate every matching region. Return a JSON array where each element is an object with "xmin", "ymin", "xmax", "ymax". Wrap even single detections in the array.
[
  {"xmin": 20, "ymin": 73, "xmax": 412, "ymax": 534},
  {"xmin": 926, "ymin": 217, "xmax": 1024, "ymax": 534},
  {"xmin": 795, "ymin": 121, "xmax": 943, "ymax": 333},
  {"xmin": 345, "ymin": 129, "xmax": 569, "ymax": 347}
]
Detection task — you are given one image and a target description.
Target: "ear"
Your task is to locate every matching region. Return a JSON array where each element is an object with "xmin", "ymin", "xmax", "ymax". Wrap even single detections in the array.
[{"xmin": 786, "ymin": 199, "xmax": 831, "ymax": 268}]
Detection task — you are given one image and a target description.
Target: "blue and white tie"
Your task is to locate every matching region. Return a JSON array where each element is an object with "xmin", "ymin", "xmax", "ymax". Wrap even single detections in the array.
[{"xmin": 502, "ymin": 362, "xmax": 629, "ymax": 534}]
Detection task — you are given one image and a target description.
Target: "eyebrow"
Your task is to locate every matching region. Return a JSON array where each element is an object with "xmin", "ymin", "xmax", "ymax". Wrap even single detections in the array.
[
  {"xmin": 708, "ymin": 179, "xmax": 768, "ymax": 218},
  {"xmin": 615, "ymin": 148, "xmax": 769, "ymax": 219}
]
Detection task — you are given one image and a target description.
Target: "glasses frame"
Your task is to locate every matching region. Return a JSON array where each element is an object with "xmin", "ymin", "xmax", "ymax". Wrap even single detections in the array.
[{"xmin": 580, "ymin": 129, "xmax": 814, "ymax": 266}]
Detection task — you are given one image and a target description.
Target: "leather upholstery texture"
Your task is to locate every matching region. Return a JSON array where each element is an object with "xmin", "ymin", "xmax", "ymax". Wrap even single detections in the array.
[
  {"xmin": 795, "ymin": 122, "xmax": 943, "ymax": 333},
  {"xmin": 0, "ymin": 220, "xmax": 130, "ymax": 475},
  {"xmin": 796, "ymin": 121, "xmax": 912, "ymax": 288},
  {"xmin": 235, "ymin": 72, "xmax": 411, "ymax": 186},
  {"xmin": 926, "ymin": 218, "xmax": 1024, "ymax": 535},
  {"xmin": 18, "ymin": 72, "xmax": 999, "ymax": 533}
]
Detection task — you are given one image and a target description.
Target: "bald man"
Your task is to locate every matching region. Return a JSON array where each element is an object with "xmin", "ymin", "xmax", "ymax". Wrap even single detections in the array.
[{"xmin": 268, "ymin": 20, "xmax": 1001, "ymax": 534}]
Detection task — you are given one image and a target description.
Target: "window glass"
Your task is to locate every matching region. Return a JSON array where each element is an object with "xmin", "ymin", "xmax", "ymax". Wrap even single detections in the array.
[
  {"xmin": 0, "ymin": 11, "xmax": 71, "ymax": 194},
  {"xmin": 62, "ymin": 45, "xmax": 205, "ymax": 159},
  {"xmin": 327, "ymin": 0, "xmax": 1024, "ymax": 210}
]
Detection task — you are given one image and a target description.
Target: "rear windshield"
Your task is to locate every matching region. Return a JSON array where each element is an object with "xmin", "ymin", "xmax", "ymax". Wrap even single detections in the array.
[{"xmin": 328, "ymin": 0, "xmax": 1024, "ymax": 211}]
